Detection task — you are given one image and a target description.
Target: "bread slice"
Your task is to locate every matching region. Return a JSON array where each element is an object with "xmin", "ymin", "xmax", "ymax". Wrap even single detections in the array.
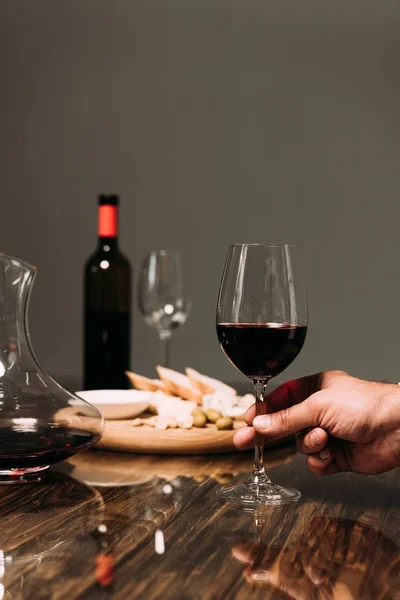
[
  {"xmin": 156, "ymin": 366, "xmax": 202, "ymax": 404},
  {"xmin": 186, "ymin": 367, "xmax": 237, "ymax": 396},
  {"xmin": 125, "ymin": 371, "xmax": 172, "ymax": 394}
]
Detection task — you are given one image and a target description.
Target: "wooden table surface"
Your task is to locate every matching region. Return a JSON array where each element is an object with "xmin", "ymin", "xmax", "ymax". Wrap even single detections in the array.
[{"xmin": 0, "ymin": 443, "xmax": 399, "ymax": 599}]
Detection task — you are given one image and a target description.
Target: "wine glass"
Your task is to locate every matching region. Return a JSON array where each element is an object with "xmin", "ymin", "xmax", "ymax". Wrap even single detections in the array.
[
  {"xmin": 138, "ymin": 250, "xmax": 190, "ymax": 367},
  {"xmin": 216, "ymin": 244, "xmax": 307, "ymax": 507}
]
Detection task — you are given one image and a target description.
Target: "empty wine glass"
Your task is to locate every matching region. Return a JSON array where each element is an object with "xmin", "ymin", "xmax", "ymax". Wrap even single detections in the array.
[{"xmin": 138, "ymin": 250, "xmax": 190, "ymax": 367}]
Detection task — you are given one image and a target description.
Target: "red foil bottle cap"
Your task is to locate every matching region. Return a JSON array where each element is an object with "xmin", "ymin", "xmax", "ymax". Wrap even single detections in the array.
[{"xmin": 98, "ymin": 195, "xmax": 119, "ymax": 238}]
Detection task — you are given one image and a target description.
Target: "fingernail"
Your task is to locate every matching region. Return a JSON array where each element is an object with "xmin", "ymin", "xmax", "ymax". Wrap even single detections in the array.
[
  {"xmin": 310, "ymin": 432, "xmax": 320, "ymax": 447},
  {"xmin": 319, "ymin": 448, "xmax": 330, "ymax": 460},
  {"xmin": 309, "ymin": 570, "xmax": 324, "ymax": 586},
  {"xmin": 252, "ymin": 570, "xmax": 270, "ymax": 582},
  {"xmin": 253, "ymin": 415, "xmax": 271, "ymax": 430},
  {"xmin": 304, "ymin": 565, "xmax": 324, "ymax": 586},
  {"xmin": 311, "ymin": 574, "xmax": 324, "ymax": 586}
]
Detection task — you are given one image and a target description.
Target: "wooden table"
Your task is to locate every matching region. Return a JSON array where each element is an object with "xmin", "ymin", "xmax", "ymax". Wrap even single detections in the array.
[{"xmin": 0, "ymin": 444, "xmax": 399, "ymax": 599}]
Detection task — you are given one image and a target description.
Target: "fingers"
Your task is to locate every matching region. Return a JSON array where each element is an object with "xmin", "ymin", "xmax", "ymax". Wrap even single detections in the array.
[
  {"xmin": 296, "ymin": 428, "xmax": 328, "ymax": 454},
  {"xmin": 231, "ymin": 541, "xmax": 260, "ymax": 565},
  {"xmin": 233, "ymin": 426, "xmax": 255, "ymax": 450},
  {"xmin": 244, "ymin": 404, "xmax": 256, "ymax": 426},
  {"xmin": 303, "ymin": 563, "xmax": 325, "ymax": 587},
  {"xmin": 252, "ymin": 398, "xmax": 319, "ymax": 439},
  {"xmin": 243, "ymin": 566, "xmax": 272, "ymax": 584},
  {"xmin": 307, "ymin": 452, "xmax": 341, "ymax": 476},
  {"xmin": 245, "ymin": 374, "xmax": 320, "ymax": 426},
  {"xmin": 234, "ymin": 421, "xmax": 343, "ymax": 476}
]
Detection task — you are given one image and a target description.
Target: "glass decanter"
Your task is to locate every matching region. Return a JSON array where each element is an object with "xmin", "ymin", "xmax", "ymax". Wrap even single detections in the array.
[{"xmin": 0, "ymin": 252, "xmax": 104, "ymax": 483}]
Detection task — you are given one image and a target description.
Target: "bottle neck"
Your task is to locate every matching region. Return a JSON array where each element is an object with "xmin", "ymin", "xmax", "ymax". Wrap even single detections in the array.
[
  {"xmin": 98, "ymin": 205, "xmax": 119, "ymax": 249},
  {"xmin": 98, "ymin": 237, "xmax": 119, "ymax": 251}
]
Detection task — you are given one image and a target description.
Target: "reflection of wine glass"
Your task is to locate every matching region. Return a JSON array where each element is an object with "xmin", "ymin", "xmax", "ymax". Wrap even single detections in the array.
[
  {"xmin": 217, "ymin": 244, "xmax": 307, "ymax": 507},
  {"xmin": 138, "ymin": 250, "xmax": 191, "ymax": 367},
  {"xmin": 231, "ymin": 514, "xmax": 400, "ymax": 598}
]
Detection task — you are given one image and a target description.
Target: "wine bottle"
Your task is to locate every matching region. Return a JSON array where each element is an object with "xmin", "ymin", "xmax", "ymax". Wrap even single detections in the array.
[{"xmin": 84, "ymin": 194, "xmax": 131, "ymax": 389}]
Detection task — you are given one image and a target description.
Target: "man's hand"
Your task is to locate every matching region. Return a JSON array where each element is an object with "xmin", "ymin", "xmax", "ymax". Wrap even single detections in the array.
[{"xmin": 233, "ymin": 371, "xmax": 400, "ymax": 475}]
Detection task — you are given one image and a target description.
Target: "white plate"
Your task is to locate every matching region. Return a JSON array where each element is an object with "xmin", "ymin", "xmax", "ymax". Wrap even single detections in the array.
[{"xmin": 75, "ymin": 389, "xmax": 152, "ymax": 420}]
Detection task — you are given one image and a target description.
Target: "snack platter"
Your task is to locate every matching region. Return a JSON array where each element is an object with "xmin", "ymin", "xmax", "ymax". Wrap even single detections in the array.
[
  {"xmin": 99, "ymin": 367, "xmax": 251, "ymax": 454},
  {"xmin": 78, "ymin": 367, "xmax": 287, "ymax": 455}
]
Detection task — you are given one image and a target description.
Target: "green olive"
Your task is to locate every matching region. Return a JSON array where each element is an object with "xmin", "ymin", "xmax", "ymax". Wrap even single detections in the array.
[
  {"xmin": 193, "ymin": 413, "xmax": 207, "ymax": 428},
  {"xmin": 205, "ymin": 409, "xmax": 223, "ymax": 424},
  {"xmin": 192, "ymin": 408, "xmax": 206, "ymax": 417},
  {"xmin": 216, "ymin": 416, "xmax": 234, "ymax": 430}
]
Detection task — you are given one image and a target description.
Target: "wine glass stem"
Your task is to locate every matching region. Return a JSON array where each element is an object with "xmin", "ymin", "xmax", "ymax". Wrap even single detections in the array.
[
  {"xmin": 159, "ymin": 331, "xmax": 171, "ymax": 367},
  {"xmin": 253, "ymin": 380, "xmax": 271, "ymax": 483}
]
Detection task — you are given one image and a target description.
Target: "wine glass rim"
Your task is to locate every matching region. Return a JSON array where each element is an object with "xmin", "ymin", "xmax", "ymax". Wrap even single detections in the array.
[
  {"xmin": 229, "ymin": 243, "xmax": 299, "ymax": 248},
  {"xmin": 145, "ymin": 249, "xmax": 181, "ymax": 256}
]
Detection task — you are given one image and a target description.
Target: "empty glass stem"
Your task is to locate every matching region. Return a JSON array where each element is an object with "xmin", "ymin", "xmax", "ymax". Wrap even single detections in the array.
[{"xmin": 159, "ymin": 330, "xmax": 171, "ymax": 368}]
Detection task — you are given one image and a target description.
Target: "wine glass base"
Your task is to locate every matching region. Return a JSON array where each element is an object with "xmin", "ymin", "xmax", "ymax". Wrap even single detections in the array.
[
  {"xmin": 0, "ymin": 465, "xmax": 49, "ymax": 484},
  {"xmin": 219, "ymin": 480, "xmax": 301, "ymax": 508}
]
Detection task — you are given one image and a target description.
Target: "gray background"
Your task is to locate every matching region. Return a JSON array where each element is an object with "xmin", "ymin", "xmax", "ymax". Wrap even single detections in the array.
[{"xmin": 0, "ymin": 1, "xmax": 399, "ymax": 388}]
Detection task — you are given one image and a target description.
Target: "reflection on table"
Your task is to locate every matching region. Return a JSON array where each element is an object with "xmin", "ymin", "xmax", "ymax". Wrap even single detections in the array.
[{"xmin": 0, "ymin": 445, "xmax": 398, "ymax": 599}]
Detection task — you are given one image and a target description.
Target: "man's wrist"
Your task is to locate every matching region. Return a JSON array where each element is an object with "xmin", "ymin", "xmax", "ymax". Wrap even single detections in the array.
[{"xmin": 379, "ymin": 383, "xmax": 400, "ymax": 432}]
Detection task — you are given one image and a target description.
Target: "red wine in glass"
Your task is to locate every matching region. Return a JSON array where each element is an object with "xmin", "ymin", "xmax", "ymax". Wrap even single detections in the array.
[{"xmin": 217, "ymin": 323, "xmax": 307, "ymax": 380}]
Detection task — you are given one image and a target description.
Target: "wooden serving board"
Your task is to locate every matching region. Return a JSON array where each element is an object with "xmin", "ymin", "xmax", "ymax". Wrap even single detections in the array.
[
  {"xmin": 96, "ymin": 419, "xmax": 246, "ymax": 455},
  {"xmin": 96, "ymin": 420, "xmax": 292, "ymax": 455}
]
